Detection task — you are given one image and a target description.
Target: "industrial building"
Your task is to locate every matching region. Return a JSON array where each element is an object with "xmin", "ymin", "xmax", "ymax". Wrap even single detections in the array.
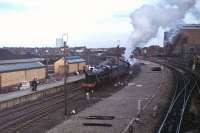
[
  {"xmin": 164, "ymin": 24, "xmax": 200, "ymax": 56},
  {"xmin": 54, "ymin": 56, "xmax": 86, "ymax": 76},
  {"xmin": 0, "ymin": 58, "xmax": 46, "ymax": 92}
]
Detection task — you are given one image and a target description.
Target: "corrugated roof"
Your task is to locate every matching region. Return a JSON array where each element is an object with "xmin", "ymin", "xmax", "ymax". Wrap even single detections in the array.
[{"xmin": 0, "ymin": 62, "xmax": 45, "ymax": 73}]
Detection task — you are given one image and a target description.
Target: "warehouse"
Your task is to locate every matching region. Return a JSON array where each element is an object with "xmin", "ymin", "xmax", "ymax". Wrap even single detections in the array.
[
  {"xmin": 0, "ymin": 58, "xmax": 46, "ymax": 93},
  {"xmin": 54, "ymin": 56, "xmax": 86, "ymax": 76}
]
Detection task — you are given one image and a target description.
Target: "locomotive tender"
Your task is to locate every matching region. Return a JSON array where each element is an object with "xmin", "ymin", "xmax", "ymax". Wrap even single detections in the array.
[{"xmin": 81, "ymin": 57, "xmax": 130, "ymax": 92}]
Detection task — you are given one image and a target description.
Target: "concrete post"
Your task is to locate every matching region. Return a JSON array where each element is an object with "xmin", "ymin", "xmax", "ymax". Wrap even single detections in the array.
[{"xmin": 137, "ymin": 99, "xmax": 142, "ymax": 118}]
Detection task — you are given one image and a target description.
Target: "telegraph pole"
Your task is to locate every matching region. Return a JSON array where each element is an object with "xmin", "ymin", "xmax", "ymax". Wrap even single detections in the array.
[
  {"xmin": 63, "ymin": 33, "xmax": 68, "ymax": 116},
  {"xmin": 45, "ymin": 49, "xmax": 49, "ymax": 80},
  {"xmin": 116, "ymin": 40, "xmax": 120, "ymax": 84}
]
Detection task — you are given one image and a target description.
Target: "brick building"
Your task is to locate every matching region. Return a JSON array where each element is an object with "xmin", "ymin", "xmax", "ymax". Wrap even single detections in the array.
[
  {"xmin": 0, "ymin": 58, "xmax": 46, "ymax": 92},
  {"xmin": 54, "ymin": 56, "xmax": 86, "ymax": 76},
  {"xmin": 164, "ymin": 24, "xmax": 200, "ymax": 56},
  {"xmin": 146, "ymin": 45, "xmax": 164, "ymax": 56}
]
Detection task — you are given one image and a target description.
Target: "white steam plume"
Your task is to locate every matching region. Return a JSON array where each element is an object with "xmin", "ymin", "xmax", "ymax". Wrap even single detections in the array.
[{"xmin": 129, "ymin": 0, "xmax": 198, "ymax": 48}]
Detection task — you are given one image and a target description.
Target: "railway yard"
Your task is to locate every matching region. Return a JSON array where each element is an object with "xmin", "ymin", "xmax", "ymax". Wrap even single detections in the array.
[
  {"xmin": 0, "ymin": 59, "xmax": 169, "ymax": 133},
  {"xmin": 1, "ymin": 0, "xmax": 200, "ymax": 132},
  {"xmin": 0, "ymin": 57, "xmax": 199, "ymax": 133},
  {"xmin": 47, "ymin": 60, "xmax": 173, "ymax": 133},
  {"xmin": 0, "ymin": 60, "xmax": 140, "ymax": 133},
  {"xmin": 0, "ymin": 54, "xmax": 199, "ymax": 133},
  {"xmin": 2, "ymin": 25, "xmax": 200, "ymax": 132}
]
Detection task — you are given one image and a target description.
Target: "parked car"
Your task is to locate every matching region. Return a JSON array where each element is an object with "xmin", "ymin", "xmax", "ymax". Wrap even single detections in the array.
[{"xmin": 151, "ymin": 67, "xmax": 162, "ymax": 71}]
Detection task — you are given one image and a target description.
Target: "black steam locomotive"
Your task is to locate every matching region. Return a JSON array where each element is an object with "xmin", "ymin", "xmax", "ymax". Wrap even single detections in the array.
[{"xmin": 81, "ymin": 57, "xmax": 130, "ymax": 92}]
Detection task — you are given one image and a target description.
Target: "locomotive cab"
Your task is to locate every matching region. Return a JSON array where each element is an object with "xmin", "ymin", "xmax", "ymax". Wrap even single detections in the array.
[{"xmin": 81, "ymin": 71, "xmax": 97, "ymax": 92}]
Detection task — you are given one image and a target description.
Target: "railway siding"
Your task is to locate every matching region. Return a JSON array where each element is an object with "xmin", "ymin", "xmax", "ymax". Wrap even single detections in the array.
[{"xmin": 0, "ymin": 74, "xmax": 85, "ymax": 111}]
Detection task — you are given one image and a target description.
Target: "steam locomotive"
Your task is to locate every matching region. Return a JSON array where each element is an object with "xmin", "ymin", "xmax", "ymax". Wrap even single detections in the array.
[{"xmin": 81, "ymin": 57, "xmax": 130, "ymax": 92}]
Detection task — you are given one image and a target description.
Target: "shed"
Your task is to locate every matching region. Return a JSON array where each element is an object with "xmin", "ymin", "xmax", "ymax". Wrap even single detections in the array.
[
  {"xmin": 0, "ymin": 58, "xmax": 46, "ymax": 92},
  {"xmin": 54, "ymin": 56, "xmax": 86, "ymax": 75}
]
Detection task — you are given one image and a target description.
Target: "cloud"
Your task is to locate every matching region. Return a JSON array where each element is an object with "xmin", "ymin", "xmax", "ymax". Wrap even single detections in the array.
[{"xmin": 0, "ymin": 0, "xmax": 149, "ymax": 47}]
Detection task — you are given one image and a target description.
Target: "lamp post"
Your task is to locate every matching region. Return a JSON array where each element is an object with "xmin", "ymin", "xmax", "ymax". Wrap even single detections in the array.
[{"xmin": 63, "ymin": 33, "xmax": 68, "ymax": 116}]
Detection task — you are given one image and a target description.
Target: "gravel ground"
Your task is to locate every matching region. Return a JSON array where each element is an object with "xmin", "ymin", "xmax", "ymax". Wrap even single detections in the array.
[{"xmin": 132, "ymin": 65, "xmax": 174, "ymax": 133}]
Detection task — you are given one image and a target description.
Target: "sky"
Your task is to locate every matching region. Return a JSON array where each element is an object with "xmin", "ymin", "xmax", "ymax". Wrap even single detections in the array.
[{"xmin": 0, "ymin": 0, "xmax": 153, "ymax": 48}]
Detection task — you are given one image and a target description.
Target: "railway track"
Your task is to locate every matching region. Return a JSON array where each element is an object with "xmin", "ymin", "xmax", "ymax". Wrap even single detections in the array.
[
  {"xmin": 0, "ymin": 85, "xmax": 84, "ymax": 133},
  {"xmin": 149, "ymin": 58, "xmax": 200, "ymax": 133}
]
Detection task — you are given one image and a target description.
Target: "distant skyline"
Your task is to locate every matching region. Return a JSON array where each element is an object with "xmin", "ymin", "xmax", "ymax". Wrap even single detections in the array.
[{"xmin": 0, "ymin": 0, "xmax": 153, "ymax": 48}]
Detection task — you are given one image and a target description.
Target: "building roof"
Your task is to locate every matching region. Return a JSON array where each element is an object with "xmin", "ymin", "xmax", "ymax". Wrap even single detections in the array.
[
  {"xmin": 0, "ymin": 48, "xmax": 40, "ymax": 60},
  {"xmin": 0, "ymin": 62, "xmax": 45, "ymax": 73},
  {"xmin": 65, "ymin": 56, "xmax": 81, "ymax": 60},
  {"xmin": 64, "ymin": 56, "xmax": 86, "ymax": 64},
  {"xmin": 181, "ymin": 24, "xmax": 200, "ymax": 29},
  {"xmin": 67, "ymin": 59, "xmax": 86, "ymax": 64},
  {"xmin": 0, "ymin": 58, "xmax": 44, "ymax": 65}
]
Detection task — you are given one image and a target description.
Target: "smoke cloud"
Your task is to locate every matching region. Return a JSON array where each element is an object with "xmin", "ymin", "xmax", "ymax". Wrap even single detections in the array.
[{"xmin": 129, "ymin": 0, "xmax": 199, "ymax": 48}]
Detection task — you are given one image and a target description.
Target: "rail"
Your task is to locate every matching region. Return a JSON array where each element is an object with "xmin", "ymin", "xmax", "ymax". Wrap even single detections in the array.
[
  {"xmin": 149, "ymin": 58, "xmax": 199, "ymax": 133},
  {"xmin": 0, "ymin": 86, "xmax": 83, "ymax": 133}
]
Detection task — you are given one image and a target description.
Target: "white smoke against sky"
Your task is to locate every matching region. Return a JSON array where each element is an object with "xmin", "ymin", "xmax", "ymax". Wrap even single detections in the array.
[{"xmin": 129, "ymin": 0, "xmax": 199, "ymax": 50}]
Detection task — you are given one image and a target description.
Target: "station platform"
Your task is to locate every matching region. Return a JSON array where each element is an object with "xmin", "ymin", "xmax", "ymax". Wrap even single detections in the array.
[
  {"xmin": 0, "ymin": 74, "xmax": 85, "ymax": 103},
  {"xmin": 47, "ymin": 61, "xmax": 173, "ymax": 133}
]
